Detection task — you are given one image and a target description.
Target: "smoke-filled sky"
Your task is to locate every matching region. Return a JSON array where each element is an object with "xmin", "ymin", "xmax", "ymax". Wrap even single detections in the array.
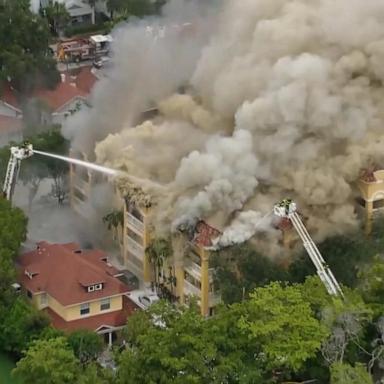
[{"xmin": 63, "ymin": 0, "xmax": 384, "ymax": 251}]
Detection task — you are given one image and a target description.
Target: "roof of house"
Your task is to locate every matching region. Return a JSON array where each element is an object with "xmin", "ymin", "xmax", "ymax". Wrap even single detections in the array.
[
  {"xmin": 18, "ymin": 242, "xmax": 129, "ymax": 306},
  {"xmin": 75, "ymin": 67, "xmax": 97, "ymax": 94},
  {"xmin": 0, "ymin": 83, "xmax": 21, "ymax": 111},
  {"xmin": 0, "ymin": 115, "xmax": 23, "ymax": 132},
  {"xmin": 45, "ymin": 295, "xmax": 139, "ymax": 332},
  {"xmin": 33, "ymin": 81, "xmax": 87, "ymax": 112},
  {"xmin": 192, "ymin": 220, "xmax": 221, "ymax": 247}
]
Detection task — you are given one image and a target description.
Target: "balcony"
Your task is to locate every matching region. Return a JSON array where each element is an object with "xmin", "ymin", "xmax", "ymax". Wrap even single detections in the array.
[
  {"xmin": 209, "ymin": 291, "xmax": 222, "ymax": 307},
  {"xmin": 184, "ymin": 279, "xmax": 201, "ymax": 296},
  {"xmin": 72, "ymin": 176, "xmax": 89, "ymax": 194},
  {"xmin": 126, "ymin": 212, "xmax": 144, "ymax": 234},
  {"xmin": 184, "ymin": 260, "xmax": 215, "ymax": 283},
  {"xmin": 126, "ymin": 236, "xmax": 144, "ymax": 259}
]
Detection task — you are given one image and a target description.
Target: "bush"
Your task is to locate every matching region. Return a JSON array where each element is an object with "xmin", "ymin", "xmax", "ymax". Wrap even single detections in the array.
[{"xmin": 64, "ymin": 22, "xmax": 110, "ymax": 38}]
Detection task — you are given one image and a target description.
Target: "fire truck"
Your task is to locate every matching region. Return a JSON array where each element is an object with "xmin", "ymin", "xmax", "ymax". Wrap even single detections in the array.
[{"xmin": 57, "ymin": 34, "xmax": 113, "ymax": 63}]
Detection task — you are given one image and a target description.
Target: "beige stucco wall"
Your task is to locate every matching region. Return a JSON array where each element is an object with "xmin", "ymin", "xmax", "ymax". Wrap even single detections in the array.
[{"xmin": 65, "ymin": 295, "xmax": 123, "ymax": 321}]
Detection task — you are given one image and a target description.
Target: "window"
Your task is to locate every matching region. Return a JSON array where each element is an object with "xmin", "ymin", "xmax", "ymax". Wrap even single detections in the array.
[
  {"xmin": 40, "ymin": 293, "xmax": 48, "ymax": 306},
  {"xmin": 27, "ymin": 290, "xmax": 33, "ymax": 299},
  {"xmin": 87, "ymin": 285, "xmax": 95, "ymax": 292},
  {"xmin": 94, "ymin": 283, "xmax": 103, "ymax": 291},
  {"xmin": 100, "ymin": 298, "xmax": 110, "ymax": 311},
  {"xmin": 80, "ymin": 303, "xmax": 90, "ymax": 316}
]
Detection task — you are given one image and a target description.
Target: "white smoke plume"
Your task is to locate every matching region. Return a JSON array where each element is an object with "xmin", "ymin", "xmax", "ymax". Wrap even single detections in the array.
[
  {"xmin": 65, "ymin": 0, "xmax": 384, "ymax": 252},
  {"xmin": 213, "ymin": 211, "xmax": 273, "ymax": 249}
]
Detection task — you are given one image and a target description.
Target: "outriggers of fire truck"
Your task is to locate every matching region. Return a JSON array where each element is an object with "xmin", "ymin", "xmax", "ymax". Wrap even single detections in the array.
[
  {"xmin": 57, "ymin": 34, "xmax": 112, "ymax": 63},
  {"xmin": 2, "ymin": 142, "xmax": 33, "ymax": 202}
]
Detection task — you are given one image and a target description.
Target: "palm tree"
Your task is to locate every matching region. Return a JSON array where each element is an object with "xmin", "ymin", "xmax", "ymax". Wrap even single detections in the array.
[
  {"xmin": 86, "ymin": 0, "xmax": 96, "ymax": 24},
  {"xmin": 146, "ymin": 238, "xmax": 172, "ymax": 290},
  {"xmin": 43, "ymin": 1, "xmax": 70, "ymax": 35},
  {"xmin": 102, "ymin": 210, "xmax": 124, "ymax": 240}
]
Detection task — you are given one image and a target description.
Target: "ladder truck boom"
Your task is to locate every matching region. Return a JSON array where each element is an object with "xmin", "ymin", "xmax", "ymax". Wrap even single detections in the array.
[
  {"xmin": 2, "ymin": 143, "xmax": 33, "ymax": 202},
  {"xmin": 274, "ymin": 199, "xmax": 344, "ymax": 298}
]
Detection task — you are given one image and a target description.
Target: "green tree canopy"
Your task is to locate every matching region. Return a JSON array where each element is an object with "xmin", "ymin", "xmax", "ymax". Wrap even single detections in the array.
[
  {"xmin": 0, "ymin": 0, "xmax": 59, "ymax": 94},
  {"xmin": 68, "ymin": 329, "xmax": 103, "ymax": 365},
  {"xmin": 330, "ymin": 362, "xmax": 373, "ymax": 384},
  {"xmin": 238, "ymin": 282, "xmax": 329, "ymax": 373},
  {"xmin": 13, "ymin": 337, "xmax": 79, "ymax": 384},
  {"xmin": 212, "ymin": 244, "xmax": 288, "ymax": 303},
  {"xmin": 0, "ymin": 297, "xmax": 50, "ymax": 355}
]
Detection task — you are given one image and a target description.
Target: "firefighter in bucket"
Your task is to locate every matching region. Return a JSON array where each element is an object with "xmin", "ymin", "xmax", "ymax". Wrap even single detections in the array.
[{"xmin": 279, "ymin": 198, "xmax": 293, "ymax": 216}]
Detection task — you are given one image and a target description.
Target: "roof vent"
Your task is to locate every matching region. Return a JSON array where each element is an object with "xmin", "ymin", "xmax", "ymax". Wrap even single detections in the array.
[{"xmin": 74, "ymin": 249, "xmax": 82, "ymax": 254}]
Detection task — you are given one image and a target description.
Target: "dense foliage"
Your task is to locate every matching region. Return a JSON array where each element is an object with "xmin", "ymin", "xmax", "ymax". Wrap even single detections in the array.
[
  {"xmin": 0, "ymin": 0, "xmax": 59, "ymax": 93},
  {"xmin": 0, "ymin": 128, "xmax": 70, "ymax": 205}
]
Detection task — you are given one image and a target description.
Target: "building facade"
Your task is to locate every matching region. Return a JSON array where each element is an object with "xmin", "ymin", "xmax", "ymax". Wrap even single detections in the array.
[
  {"xmin": 69, "ymin": 163, "xmax": 222, "ymax": 316},
  {"xmin": 18, "ymin": 241, "xmax": 137, "ymax": 344}
]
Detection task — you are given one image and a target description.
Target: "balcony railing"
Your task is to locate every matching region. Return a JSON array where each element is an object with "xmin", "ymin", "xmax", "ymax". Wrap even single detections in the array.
[
  {"xmin": 184, "ymin": 279, "xmax": 201, "ymax": 296},
  {"xmin": 209, "ymin": 292, "xmax": 222, "ymax": 306},
  {"xmin": 126, "ymin": 212, "xmax": 144, "ymax": 233},
  {"xmin": 73, "ymin": 175, "xmax": 90, "ymax": 193},
  {"xmin": 126, "ymin": 236, "xmax": 144, "ymax": 259},
  {"xmin": 184, "ymin": 260, "xmax": 215, "ymax": 283}
]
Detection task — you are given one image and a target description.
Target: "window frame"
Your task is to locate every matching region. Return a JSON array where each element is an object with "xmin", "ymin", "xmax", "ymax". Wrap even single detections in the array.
[
  {"xmin": 100, "ymin": 298, "xmax": 110, "ymax": 311},
  {"xmin": 80, "ymin": 302, "xmax": 90, "ymax": 316}
]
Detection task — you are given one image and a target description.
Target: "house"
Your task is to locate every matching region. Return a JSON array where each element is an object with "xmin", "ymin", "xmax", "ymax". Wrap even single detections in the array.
[
  {"xmin": 18, "ymin": 241, "xmax": 139, "ymax": 344},
  {"xmin": 0, "ymin": 116, "xmax": 23, "ymax": 147},
  {"xmin": 39, "ymin": 0, "xmax": 96, "ymax": 25},
  {"xmin": 31, "ymin": 73, "xmax": 88, "ymax": 125},
  {"xmin": 0, "ymin": 84, "xmax": 24, "ymax": 146},
  {"xmin": 0, "ymin": 83, "xmax": 22, "ymax": 118}
]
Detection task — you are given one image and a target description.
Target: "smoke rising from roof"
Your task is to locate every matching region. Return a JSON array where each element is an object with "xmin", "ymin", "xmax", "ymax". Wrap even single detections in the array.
[{"xmin": 64, "ymin": 0, "xmax": 384, "ymax": 250}]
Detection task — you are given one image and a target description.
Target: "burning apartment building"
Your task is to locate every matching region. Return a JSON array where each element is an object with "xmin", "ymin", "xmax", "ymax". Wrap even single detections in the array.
[{"xmin": 65, "ymin": 0, "xmax": 384, "ymax": 313}]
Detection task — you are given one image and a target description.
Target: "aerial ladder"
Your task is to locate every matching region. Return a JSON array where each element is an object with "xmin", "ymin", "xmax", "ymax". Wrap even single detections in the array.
[
  {"xmin": 2, "ymin": 143, "xmax": 33, "ymax": 202},
  {"xmin": 274, "ymin": 199, "xmax": 344, "ymax": 298}
]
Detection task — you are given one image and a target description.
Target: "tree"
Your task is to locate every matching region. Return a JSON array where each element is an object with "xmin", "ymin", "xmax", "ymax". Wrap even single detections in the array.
[
  {"xmin": 0, "ymin": 297, "xmax": 50, "ymax": 355},
  {"xmin": 41, "ymin": 1, "xmax": 70, "ymax": 35},
  {"xmin": 330, "ymin": 362, "xmax": 373, "ymax": 384},
  {"xmin": 239, "ymin": 282, "xmax": 329, "ymax": 373},
  {"xmin": 102, "ymin": 209, "xmax": 124, "ymax": 240},
  {"xmin": 68, "ymin": 329, "xmax": 103, "ymax": 365},
  {"xmin": 12, "ymin": 337, "xmax": 79, "ymax": 384},
  {"xmin": 212, "ymin": 243, "xmax": 288, "ymax": 304},
  {"xmin": 107, "ymin": 0, "xmax": 160, "ymax": 19},
  {"xmin": 288, "ymin": 233, "xmax": 376, "ymax": 288},
  {"xmin": 0, "ymin": 0, "xmax": 59, "ymax": 94},
  {"xmin": 0, "ymin": 198, "xmax": 27, "ymax": 254},
  {"xmin": 146, "ymin": 237, "xmax": 172, "ymax": 289},
  {"xmin": 0, "ymin": 128, "xmax": 70, "ymax": 207},
  {"xmin": 118, "ymin": 301, "xmax": 263, "ymax": 384}
]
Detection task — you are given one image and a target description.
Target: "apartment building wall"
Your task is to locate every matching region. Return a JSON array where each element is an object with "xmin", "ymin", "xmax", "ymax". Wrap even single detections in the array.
[
  {"xmin": 69, "ymin": 156, "xmax": 221, "ymax": 315},
  {"xmin": 358, "ymin": 169, "xmax": 384, "ymax": 235}
]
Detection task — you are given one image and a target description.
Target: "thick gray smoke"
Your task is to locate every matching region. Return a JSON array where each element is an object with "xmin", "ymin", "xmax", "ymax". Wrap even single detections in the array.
[
  {"xmin": 62, "ymin": 0, "xmax": 216, "ymax": 154},
  {"xmin": 65, "ymin": 0, "xmax": 384, "ymax": 252}
]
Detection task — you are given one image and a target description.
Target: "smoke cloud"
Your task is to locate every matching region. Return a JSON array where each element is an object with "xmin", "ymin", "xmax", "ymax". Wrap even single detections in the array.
[{"xmin": 64, "ymin": 0, "xmax": 384, "ymax": 252}]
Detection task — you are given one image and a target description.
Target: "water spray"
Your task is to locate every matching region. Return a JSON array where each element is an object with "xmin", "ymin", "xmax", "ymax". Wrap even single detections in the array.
[{"xmin": 33, "ymin": 150, "xmax": 120, "ymax": 176}]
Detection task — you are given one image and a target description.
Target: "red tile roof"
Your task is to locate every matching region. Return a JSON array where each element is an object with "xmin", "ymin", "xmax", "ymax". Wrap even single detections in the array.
[
  {"xmin": 45, "ymin": 296, "xmax": 139, "ymax": 332},
  {"xmin": 193, "ymin": 220, "xmax": 221, "ymax": 247},
  {"xmin": 0, "ymin": 83, "xmax": 20, "ymax": 110},
  {"xmin": 75, "ymin": 67, "xmax": 97, "ymax": 94},
  {"xmin": 360, "ymin": 167, "xmax": 377, "ymax": 183},
  {"xmin": 0, "ymin": 115, "xmax": 23, "ymax": 132},
  {"xmin": 33, "ymin": 82, "xmax": 86, "ymax": 112},
  {"xmin": 18, "ymin": 242, "xmax": 130, "ymax": 306}
]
